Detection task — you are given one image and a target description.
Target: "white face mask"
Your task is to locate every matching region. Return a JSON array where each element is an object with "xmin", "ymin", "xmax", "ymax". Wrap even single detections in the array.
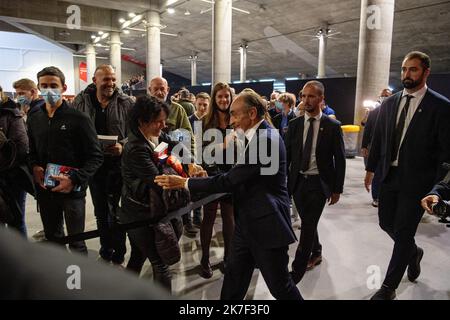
[{"xmin": 41, "ymin": 88, "xmax": 62, "ymax": 106}]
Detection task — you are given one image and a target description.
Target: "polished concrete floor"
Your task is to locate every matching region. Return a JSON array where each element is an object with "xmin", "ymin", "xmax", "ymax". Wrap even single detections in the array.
[{"xmin": 24, "ymin": 157, "xmax": 450, "ymax": 300}]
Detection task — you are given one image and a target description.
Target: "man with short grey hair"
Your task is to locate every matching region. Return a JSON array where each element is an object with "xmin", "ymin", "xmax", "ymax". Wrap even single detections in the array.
[{"xmin": 155, "ymin": 91, "xmax": 302, "ymax": 300}]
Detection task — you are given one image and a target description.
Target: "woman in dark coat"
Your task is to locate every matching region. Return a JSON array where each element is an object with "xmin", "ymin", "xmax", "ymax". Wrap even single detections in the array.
[
  {"xmin": 0, "ymin": 89, "xmax": 32, "ymax": 235},
  {"xmin": 120, "ymin": 95, "xmax": 201, "ymax": 292}
]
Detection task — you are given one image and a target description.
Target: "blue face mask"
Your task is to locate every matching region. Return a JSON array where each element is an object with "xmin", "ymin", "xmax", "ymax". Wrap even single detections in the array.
[
  {"xmin": 275, "ymin": 101, "xmax": 284, "ymax": 111},
  {"xmin": 41, "ymin": 88, "xmax": 62, "ymax": 107},
  {"xmin": 17, "ymin": 95, "xmax": 31, "ymax": 106}
]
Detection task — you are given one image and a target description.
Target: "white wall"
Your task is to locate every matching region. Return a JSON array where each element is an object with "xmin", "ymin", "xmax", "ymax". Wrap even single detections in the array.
[
  {"xmin": 73, "ymin": 55, "xmax": 145, "ymax": 94},
  {"xmin": 0, "ymin": 31, "xmax": 75, "ymax": 95}
]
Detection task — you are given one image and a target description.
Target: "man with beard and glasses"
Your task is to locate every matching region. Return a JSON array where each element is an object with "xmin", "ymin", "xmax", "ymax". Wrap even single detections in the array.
[
  {"xmin": 365, "ymin": 51, "xmax": 450, "ymax": 300},
  {"xmin": 73, "ymin": 64, "xmax": 133, "ymax": 266}
]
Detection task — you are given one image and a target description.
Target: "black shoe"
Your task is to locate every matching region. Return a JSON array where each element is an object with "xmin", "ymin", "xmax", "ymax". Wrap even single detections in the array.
[
  {"xmin": 199, "ymin": 261, "xmax": 213, "ymax": 279},
  {"xmin": 370, "ymin": 285, "xmax": 396, "ymax": 300},
  {"xmin": 184, "ymin": 224, "xmax": 198, "ymax": 238},
  {"xmin": 408, "ymin": 247, "xmax": 424, "ymax": 282},
  {"xmin": 289, "ymin": 271, "xmax": 302, "ymax": 285}
]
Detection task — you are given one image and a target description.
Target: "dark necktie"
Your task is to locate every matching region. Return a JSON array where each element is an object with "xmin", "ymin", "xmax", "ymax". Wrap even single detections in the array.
[
  {"xmin": 391, "ymin": 95, "xmax": 414, "ymax": 162},
  {"xmin": 301, "ymin": 118, "xmax": 315, "ymax": 172}
]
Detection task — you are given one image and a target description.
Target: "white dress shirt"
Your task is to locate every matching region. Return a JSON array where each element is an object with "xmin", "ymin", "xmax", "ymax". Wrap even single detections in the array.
[
  {"xmin": 391, "ymin": 85, "xmax": 427, "ymax": 166},
  {"xmin": 244, "ymin": 119, "xmax": 265, "ymax": 150},
  {"xmin": 301, "ymin": 111, "xmax": 322, "ymax": 175}
]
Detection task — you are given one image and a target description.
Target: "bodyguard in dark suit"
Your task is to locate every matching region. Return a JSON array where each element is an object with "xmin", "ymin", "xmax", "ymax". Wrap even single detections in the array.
[
  {"xmin": 285, "ymin": 81, "xmax": 346, "ymax": 284},
  {"xmin": 155, "ymin": 91, "xmax": 302, "ymax": 300},
  {"xmin": 366, "ymin": 51, "xmax": 450, "ymax": 300}
]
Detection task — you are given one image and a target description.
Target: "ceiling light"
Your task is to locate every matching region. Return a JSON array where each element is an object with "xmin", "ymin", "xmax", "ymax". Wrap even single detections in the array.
[
  {"xmin": 128, "ymin": 12, "xmax": 136, "ymax": 18},
  {"xmin": 167, "ymin": 8, "xmax": 175, "ymax": 14},
  {"xmin": 119, "ymin": 18, "xmax": 125, "ymax": 23},
  {"xmin": 98, "ymin": 31, "xmax": 104, "ymax": 35},
  {"xmin": 123, "ymin": 30, "xmax": 130, "ymax": 34},
  {"xmin": 91, "ymin": 35, "xmax": 96, "ymax": 39},
  {"xmin": 184, "ymin": 9, "xmax": 191, "ymax": 16}
]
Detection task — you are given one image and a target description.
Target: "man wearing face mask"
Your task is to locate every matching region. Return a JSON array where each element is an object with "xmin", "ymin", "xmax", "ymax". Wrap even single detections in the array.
[
  {"xmin": 27, "ymin": 66, "xmax": 103, "ymax": 254},
  {"xmin": 272, "ymin": 93, "xmax": 296, "ymax": 138},
  {"xmin": 72, "ymin": 64, "xmax": 133, "ymax": 265},
  {"xmin": 13, "ymin": 78, "xmax": 45, "ymax": 120}
]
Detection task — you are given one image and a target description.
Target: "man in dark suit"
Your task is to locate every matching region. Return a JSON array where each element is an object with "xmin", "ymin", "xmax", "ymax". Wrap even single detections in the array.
[
  {"xmin": 285, "ymin": 80, "xmax": 346, "ymax": 284},
  {"xmin": 365, "ymin": 51, "xmax": 450, "ymax": 300},
  {"xmin": 155, "ymin": 91, "xmax": 302, "ymax": 300}
]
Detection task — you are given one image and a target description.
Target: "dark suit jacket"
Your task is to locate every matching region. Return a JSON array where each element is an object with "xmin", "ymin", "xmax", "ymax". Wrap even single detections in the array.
[
  {"xmin": 361, "ymin": 106, "xmax": 380, "ymax": 149},
  {"xmin": 285, "ymin": 114, "xmax": 346, "ymax": 197},
  {"xmin": 272, "ymin": 111, "xmax": 295, "ymax": 131},
  {"xmin": 188, "ymin": 120, "xmax": 296, "ymax": 249},
  {"xmin": 367, "ymin": 89, "xmax": 450, "ymax": 196},
  {"xmin": 428, "ymin": 181, "xmax": 450, "ymax": 200}
]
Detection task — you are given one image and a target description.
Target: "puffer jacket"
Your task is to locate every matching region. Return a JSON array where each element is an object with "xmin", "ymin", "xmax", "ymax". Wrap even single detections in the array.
[{"xmin": 0, "ymin": 98, "xmax": 28, "ymax": 167}]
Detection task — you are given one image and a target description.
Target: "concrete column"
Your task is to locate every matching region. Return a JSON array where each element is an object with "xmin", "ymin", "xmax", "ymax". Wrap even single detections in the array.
[
  {"xmin": 109, "ymin": 32, "xmax": 122, "ymax": 85},
  {"xmin": 317, "ymin": 28, "xmax": 328, "ymax": 78},
  {"xmin": 85, "ymin": 43, "xmax": 96, "ymax": 83},
  {"xmin": 239, "ymin": 43, "xmax": 248, "ymax": 82},
  {"xmin": 190, "ymin": 55, "xmax": 198, "ymax": 86},
  {"xmin": 146, "ymin": 3, "xmax": 161, "ymax": 84},
  {"xmin": 212, "ymin": 0, "xmax": 232, "ymax": 84},
  {"xmin": 354, "ymin": 0, "xmax": 395, "ymax": 128}
]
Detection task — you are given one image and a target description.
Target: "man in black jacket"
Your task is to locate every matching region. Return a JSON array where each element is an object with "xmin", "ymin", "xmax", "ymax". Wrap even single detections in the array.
[
  {"xmin": 156, "ymin": 91, "xmax": 302, "ymax": 300},
  {"xmin": 28, "ymin": 66, "xmax": 103, "ymax": 253},
  {"xmin": 73, "ymin": 64, "xmax": 133, "ymax": 264},
  {"xmin": 285, "ymin": 81, "xmax": 346, "ymax": 284}
]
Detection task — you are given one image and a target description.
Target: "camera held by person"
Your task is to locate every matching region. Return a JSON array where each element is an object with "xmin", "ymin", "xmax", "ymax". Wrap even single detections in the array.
[{"xmin": 421, "ymin": 163, "xmax": 450, "ymax": 226}]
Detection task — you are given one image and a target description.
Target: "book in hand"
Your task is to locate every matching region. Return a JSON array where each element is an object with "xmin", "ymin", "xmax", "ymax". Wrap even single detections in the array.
[
  {"xmin": 154, "ymin": 142, "xmax": 169, "ymax": 164},
  {"xmin": 97, "ymin": 135, "xmax": 118, "ymax": 151},
  {"xmin": 44, "ymin": 163, "xmax": 81, "ymax": 192}
]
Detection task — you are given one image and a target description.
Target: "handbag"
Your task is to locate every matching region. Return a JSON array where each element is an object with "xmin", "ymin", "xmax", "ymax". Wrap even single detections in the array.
[{"xmin": 159, "ymin": 160, "xmax": 191, "ymax": 212}]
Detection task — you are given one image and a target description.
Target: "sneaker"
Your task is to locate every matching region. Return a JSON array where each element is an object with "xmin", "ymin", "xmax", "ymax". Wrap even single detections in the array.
[{"xmin": 372, "ymin": 200, "xmax": 379, "ymax": 207}]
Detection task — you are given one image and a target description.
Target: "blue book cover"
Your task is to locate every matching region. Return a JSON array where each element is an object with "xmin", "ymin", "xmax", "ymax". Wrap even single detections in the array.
[{"xmin": 44, "ymin": 163, "xmax": 81, "ymax": 192}]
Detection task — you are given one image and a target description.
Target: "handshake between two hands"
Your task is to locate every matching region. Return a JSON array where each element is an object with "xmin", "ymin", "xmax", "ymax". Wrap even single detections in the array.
[{"xmin": 155, "ymin": 163, "xmax": 208, "ymax": 190}]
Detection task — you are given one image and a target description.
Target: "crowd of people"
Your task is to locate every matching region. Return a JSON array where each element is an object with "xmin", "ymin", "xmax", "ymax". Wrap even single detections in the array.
[{"xmin": 1, "ymin": 50, "xmax": 450, "ymax": 300}]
